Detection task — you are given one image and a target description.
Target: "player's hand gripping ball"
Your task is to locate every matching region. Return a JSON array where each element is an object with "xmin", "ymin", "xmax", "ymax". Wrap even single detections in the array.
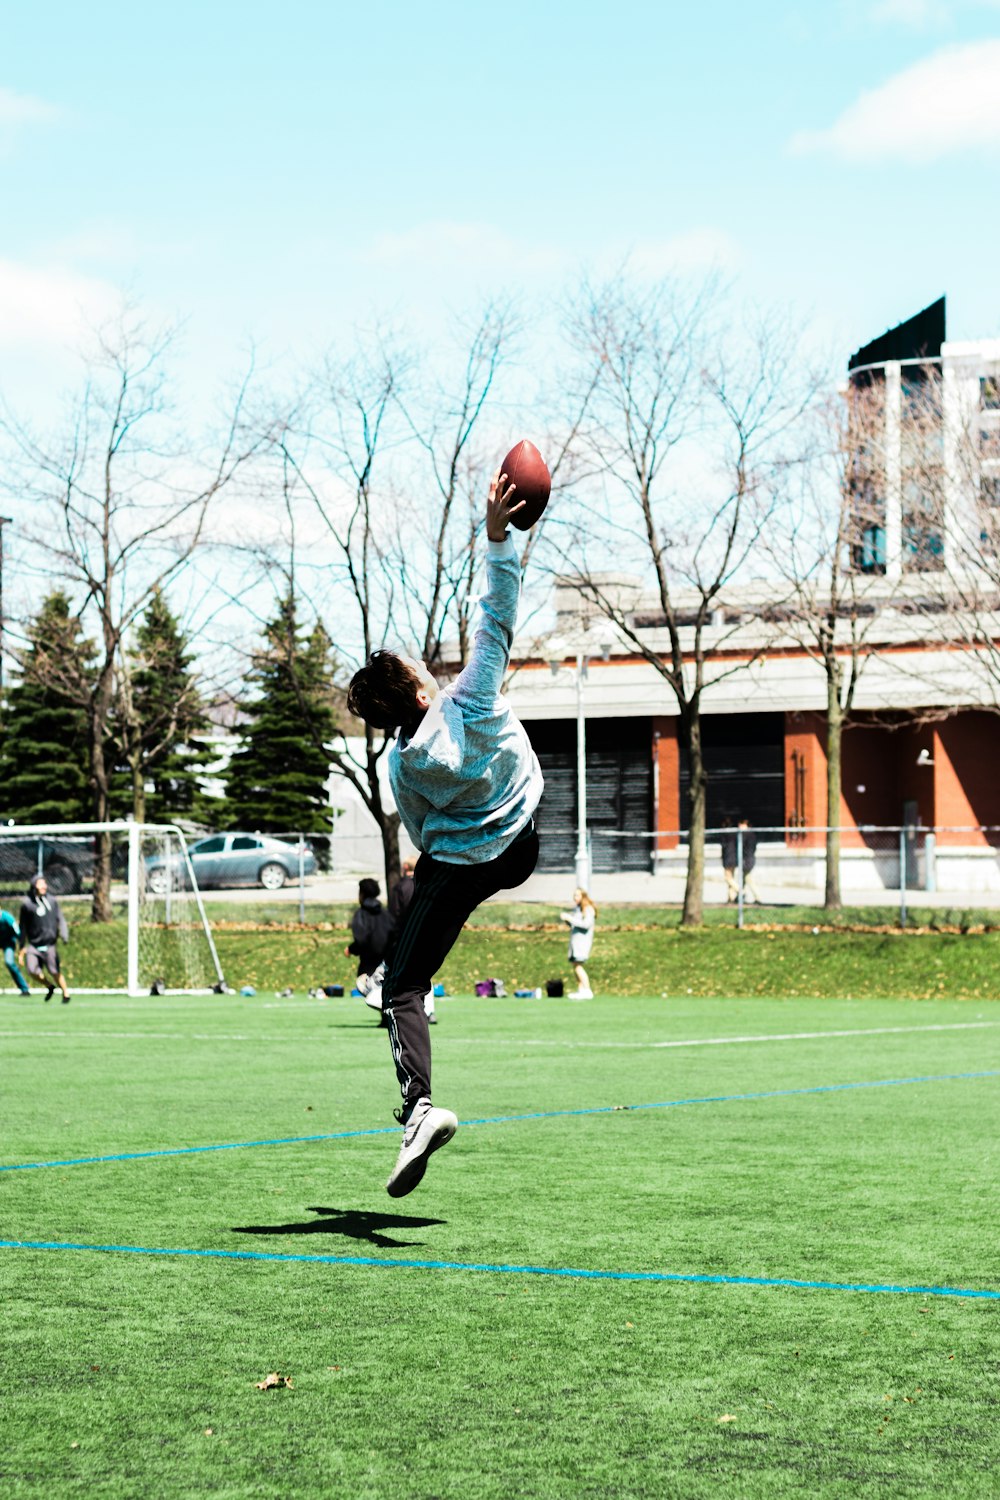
[{"xmin": 499, "ymin": 440, "xmax": 551, "ymax": 530}]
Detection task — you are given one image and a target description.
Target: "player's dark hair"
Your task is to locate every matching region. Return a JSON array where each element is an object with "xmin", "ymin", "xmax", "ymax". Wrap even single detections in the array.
[
  {"xmin": 358, "ymin": 877, "xmax": 380, "ymax": 901},
  {"xmin": 346, "ymin": 650, "xmax": 421, "ymax": 732}
]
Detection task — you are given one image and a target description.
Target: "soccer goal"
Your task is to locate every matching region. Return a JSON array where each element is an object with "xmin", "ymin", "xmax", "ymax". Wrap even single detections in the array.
[{"xmin": 0, "ymin": 822, "xmax": 226, "ymax": 996}]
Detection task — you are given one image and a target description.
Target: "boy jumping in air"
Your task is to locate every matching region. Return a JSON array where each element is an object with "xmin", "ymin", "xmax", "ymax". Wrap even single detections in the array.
[{"xmin": 346, "ymin": 470, "xmax": 543, "ymax": 1197}]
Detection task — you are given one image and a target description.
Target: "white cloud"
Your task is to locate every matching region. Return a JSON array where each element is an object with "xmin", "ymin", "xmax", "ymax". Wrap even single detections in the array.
[
  {"xmin": 789, "ymin": 39, "xmax": 1000, "ymax": 160},
  {"xmin": 0, "ymin": 86, "xmax": 59, "ymax": 127},
  {"xmin": 0, "ymin": 259, "xmax": 119, "ymax": 347}
]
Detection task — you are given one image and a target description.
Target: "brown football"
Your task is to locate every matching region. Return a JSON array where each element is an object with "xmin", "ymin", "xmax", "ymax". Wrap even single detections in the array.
[{"xmin": 499, "ymin": 439, "xmax": 551, "ymax": 530}]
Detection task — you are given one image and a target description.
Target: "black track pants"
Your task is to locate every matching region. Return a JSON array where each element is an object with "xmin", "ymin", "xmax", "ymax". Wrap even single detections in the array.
[{"xmin": 383, "ymin": 825, "xmax": 539, "ymax": 1111}]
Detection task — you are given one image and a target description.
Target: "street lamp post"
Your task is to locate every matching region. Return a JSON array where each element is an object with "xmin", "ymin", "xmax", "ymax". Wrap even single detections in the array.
[
  {"xmin": 549, "ymin": 635, "xmax": 608, "ymax": 892},
  {"xmin": 574, "ymin": 652, "xmax": 590, "ymax": 890},
  {"xmin": 0, "ymin": 516, "xmax": 11, "ymax": 701}
]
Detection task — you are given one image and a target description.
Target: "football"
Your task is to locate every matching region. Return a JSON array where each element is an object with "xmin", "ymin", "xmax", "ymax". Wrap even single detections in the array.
[{"xmin": 499, "ymin": 439, "xmax": 551, "ymax": 530}]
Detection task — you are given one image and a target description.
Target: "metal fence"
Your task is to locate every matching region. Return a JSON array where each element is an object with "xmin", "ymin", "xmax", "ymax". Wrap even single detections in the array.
[
  {"xmin": 587, "ymin": 824, "xmax": 1000, "ymax": 925},
  {"xmin": 4, "ymin": 821, "xmax": 999, "ymax": 929}
]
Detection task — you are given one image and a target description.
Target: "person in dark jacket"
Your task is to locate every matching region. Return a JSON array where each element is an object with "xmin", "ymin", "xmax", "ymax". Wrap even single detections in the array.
[
  {"xmin": 1, "ymin": 906, "xmax": 30, "ymax": 995},
  {"xmin": 18, "ymin": 875, "xmax": 71, "ymax": 1002},
  {"xmin": 719, "ymin": 817, "xmax": 739, "ymax": 903},
  {"xmin": 737, "ymin": 819, "xmax": 761, "ymax": 904},
  {"xmin": 346, "ymin": 879, "xmax": 394, "ymax": 979},
  {"xmin": 387, "ymin": 860, "xmax": 415, "ymax": 930}
]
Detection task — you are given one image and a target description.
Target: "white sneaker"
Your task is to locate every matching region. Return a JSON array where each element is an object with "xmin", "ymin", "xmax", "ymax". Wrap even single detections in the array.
[
  {"xmin": 568, "ymin": 988, "xmax": 594, "ymax": 1000},
  {"xmin": 357, "ymin": 962, "xmax": 386, "ymax": 1013},
  {"xmin": 386, "ymin": 1098, "xmax": 458, "ymax": 1198}
]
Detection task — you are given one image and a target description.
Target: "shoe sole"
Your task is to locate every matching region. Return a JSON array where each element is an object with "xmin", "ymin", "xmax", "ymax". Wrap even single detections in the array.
[{"xmin": 386, "ymin": 1116, "xmax": 457, "ymax": 1199}]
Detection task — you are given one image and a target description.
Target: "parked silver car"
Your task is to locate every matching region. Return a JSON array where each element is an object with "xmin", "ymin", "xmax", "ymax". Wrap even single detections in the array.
[{"xmin": 145, "ymin": 833, "xmax": 317, "ymax": 893}]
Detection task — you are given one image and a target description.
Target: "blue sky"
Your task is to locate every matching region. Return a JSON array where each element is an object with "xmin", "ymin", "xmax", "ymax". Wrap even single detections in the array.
[{"xmin": 2, "ymin": 0, "xmax": 1000, "ymax": 403}]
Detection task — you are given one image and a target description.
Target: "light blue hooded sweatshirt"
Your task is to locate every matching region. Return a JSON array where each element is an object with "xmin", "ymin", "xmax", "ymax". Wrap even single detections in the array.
[{"xmin": 388, "ymin": 533, "xmax": 543, "ymax": 865}]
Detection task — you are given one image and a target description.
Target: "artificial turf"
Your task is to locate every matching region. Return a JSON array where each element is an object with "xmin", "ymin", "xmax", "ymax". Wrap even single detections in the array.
[{"xmin": 1, "ymin": 989, "xmax": 998, "ymax": 1497}]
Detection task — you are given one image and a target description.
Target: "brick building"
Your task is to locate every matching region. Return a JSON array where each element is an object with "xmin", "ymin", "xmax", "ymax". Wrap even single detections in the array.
[{"xmin": 504, "ymin": 300, "xmax": 1000, "ymax": 890}]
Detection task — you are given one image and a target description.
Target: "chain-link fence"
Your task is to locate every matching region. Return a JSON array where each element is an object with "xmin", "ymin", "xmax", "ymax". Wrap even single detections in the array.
[
  {"xmin": 4, "ymin": 821, "xmax": 999, "ymax": 933},
  {"xmin": 585, "ymin": 824, "xmax": 1000, "ymax": 925}
]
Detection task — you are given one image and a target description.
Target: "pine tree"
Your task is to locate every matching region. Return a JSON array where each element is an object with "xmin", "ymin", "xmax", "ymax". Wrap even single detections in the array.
[
  {"xmin": 222, "ymin": 595, "xmax": 339, "ymax": 832},
  {"xmin": 115, "ymin": 590, "xmax": 210, "ymax": 823},
  {"xmin": 0, "ymin": 592, "xmax": 94, "ymax": 823}
]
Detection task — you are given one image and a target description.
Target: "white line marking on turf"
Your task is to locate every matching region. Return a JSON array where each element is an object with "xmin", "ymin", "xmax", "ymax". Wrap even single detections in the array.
[
  {"xmin": 452, "ymin": 1021, "xmax": 1000, "ymax": 1050},
  {"xmin": 0, "ymin": 1021, "xmax": 994, "ymax": 1048},
  {"xmin": 0, "ymin": 1030, "xmax": 321, "ymax": 1042}
]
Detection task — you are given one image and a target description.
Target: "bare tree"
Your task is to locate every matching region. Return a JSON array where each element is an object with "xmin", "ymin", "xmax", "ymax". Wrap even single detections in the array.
[
  {"xmin": 554, "ymin": 276, "xmax": 813, "ymax": 924},
  {"xmin": 275, "ymin": 343, "xmax": 403, "ymax": 888},
  {"xmin": 1, "ymin": 314, "xmax": 261, "ymax": 919},
  {"xmin": 766, "ymin": 382, "xmax": 890, "ymax": 905},
  {"xmin": 279, "ymin": 309, "xmax": 527, "ymax": 892},
  {"xmin": 396, "ymin": 301, "xmax": 519, "ymax": 671}
]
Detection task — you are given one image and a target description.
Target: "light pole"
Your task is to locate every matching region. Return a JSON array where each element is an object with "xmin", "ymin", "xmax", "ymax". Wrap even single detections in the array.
[
  {"xmin": 547, "ymin": 630, "xmax": 613, "ymax": 892},
  {"xmin": 0, "ymin": 516, "xmax": 11, "ymax": 702},
  {"xmin": 573, "ymin": 651, "xmax": 589, "ymax": 890},
  {"xmin": 548, "ymin": 646, "xmax": 591, "ymax": 889}
]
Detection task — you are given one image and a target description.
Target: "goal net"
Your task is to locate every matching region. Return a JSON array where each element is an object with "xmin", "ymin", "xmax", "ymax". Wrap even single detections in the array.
[{"xmin": 0, "ymin": 822, "xmax": 226, "ymax": 996}]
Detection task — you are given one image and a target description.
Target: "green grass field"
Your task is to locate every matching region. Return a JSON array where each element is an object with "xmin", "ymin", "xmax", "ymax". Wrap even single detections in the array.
[
  {"xmin": 2, "ymin": 970, "xmax": 998, "ymax": 1497},
  {"xmin": 29, "ymin": 900, "xmax": 1000, "ymax": 1000}
]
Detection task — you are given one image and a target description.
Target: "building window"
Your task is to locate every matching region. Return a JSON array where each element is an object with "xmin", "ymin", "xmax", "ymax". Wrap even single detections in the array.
[
  {"xmin": 902, "ymin": 476, "xmax": 945, "ymax": 572},
  {"xmin": 858, "ymin": 524, "xmax": 887, "ymax": 573}
]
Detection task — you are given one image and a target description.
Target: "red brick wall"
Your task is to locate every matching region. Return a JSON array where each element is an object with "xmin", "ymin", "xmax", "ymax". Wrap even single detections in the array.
[
  {"xmin": 653, "ymin": 717, "xmax": 680, "ymax": 850},
  {"xmin": 784, "ymin": 712, "xmax": 825, "ymax": 847}
]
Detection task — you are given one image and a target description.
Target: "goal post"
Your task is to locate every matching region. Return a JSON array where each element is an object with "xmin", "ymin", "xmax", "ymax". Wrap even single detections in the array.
[
  {"xmin": 0, "ymin": 821, "xmax": 226, "ymax": 996},
  {"xmin": 129, "ymin": 822, "xmax": 227, "ymax": 996}
]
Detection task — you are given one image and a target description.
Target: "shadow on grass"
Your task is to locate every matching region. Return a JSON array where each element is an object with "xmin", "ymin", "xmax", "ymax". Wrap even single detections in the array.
[
  {"xmin": 231, "ymin": 1205, "xmax": 446, "ymax": 1249},
  {"xmin": 324, "ymin": 1021, "xmax": 386, "ymax": 1030}
]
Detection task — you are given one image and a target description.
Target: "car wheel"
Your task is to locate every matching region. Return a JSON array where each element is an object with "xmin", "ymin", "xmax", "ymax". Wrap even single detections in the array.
[
  {"xmin": 147, "ymin": 867, "xmax": 170, "ymax": 896},
  {"xmin": 45, "ymin": 862, "xmax": 79, "ymax": 896},
  {"xmin": 259, "ymin": 862, "xmax": 287, "ymax": 891}
]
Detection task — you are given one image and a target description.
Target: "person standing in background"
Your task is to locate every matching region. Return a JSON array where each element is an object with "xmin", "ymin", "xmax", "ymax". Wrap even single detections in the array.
[
  {"xmin": 720, "ymin": 816, "xmax": 739, "ymax": 903},
  {"xmin": 560, "ymin": 888, "xmax": 596, "ymax": 999},
  {"xmin": 738, "ymin": 819, "xmax": 761, "ymax": 904},
  {"xmin": 388, "ymin": 859, "xmax": 415, "ymax": 930},
  {"xmin": 346, "ymin": 878, "xmax": 394, "ymax": 984},
  {"xmin": 1, "ymin": 906, "xmax": 30, "ymax": 996},
  {"xmin": 18, "ymin": 875, "xmax": 71, "ymax": 1003}
]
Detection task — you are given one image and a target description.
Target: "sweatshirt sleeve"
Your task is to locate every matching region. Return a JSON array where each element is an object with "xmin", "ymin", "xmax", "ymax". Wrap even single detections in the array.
[
  {"xmin": 449, "ymin": 533, "xmax": 520, "ymax": 710},
  {"xmin": 57, "ymin": 903, "xmax": 69, "ymax": 944}
]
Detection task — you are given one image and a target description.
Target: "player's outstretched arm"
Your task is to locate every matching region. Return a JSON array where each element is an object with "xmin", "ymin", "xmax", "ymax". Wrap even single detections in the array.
[{"xmin": 452, "ymin": 470, "xmax": 527, "ymax": 709}]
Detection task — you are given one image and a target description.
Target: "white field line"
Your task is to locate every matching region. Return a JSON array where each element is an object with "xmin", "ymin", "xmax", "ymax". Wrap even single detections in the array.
[
  {"xmin": 448, "ymin": 1021, "xmax": 1000, "ymax": 1049},
  {"xmin": 0, "ymin": 1030, "xmax": 332, "ymax": 1042},
  {"xmin": 0, "ymin": 1021, "xmax": 995, "ymax": 1048}
]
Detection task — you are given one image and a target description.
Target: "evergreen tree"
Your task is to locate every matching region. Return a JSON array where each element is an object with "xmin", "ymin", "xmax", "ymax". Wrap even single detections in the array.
[
  {"xmin": 0, "ymin": 592, "xmax": 94, "ymax": 823},
  {"xmin": 114, "ymin": 590, "xmax": 211, "ymax": 823},
  {"xmin": 222, "ymin": 595, "xmax": 339, "ymax": 832}
]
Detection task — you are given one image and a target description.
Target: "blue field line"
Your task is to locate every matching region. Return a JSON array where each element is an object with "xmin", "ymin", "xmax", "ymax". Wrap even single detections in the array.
[
  {"xmin": 0, "ymin": 1236, "xmax": 997, "ymax": 1300},
  {"xmin": 1, "ymin": 1069, "xmax": 996, "ymax": 1175}
]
